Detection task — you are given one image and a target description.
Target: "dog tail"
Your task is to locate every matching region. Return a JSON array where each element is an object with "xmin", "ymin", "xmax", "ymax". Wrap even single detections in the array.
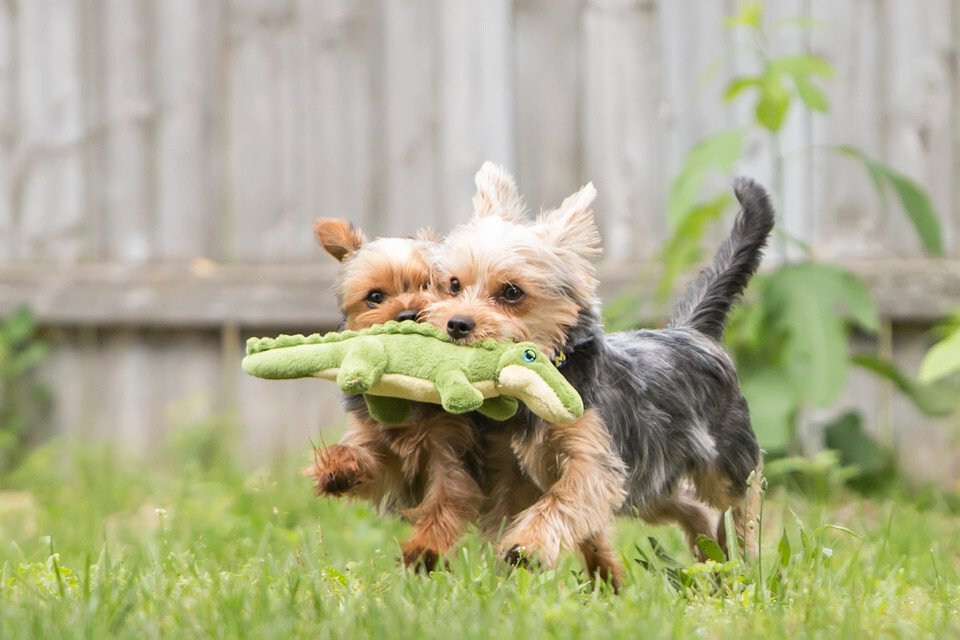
[{"xmin": 668, "ymin": 177, "xmax": 775, "ymax": 341}]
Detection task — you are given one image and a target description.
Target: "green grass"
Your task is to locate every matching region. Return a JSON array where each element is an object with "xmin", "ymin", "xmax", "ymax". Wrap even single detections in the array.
[{"xmin": 0, "ymin": 441, "xmax": 958, "ymax": 639}]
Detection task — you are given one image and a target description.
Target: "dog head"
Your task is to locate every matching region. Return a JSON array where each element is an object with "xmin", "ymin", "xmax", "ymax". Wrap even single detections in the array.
[
  {"xmin": 314, "ymin": 219, "xmax": 435, "ymax": 330},
  {"xmin": 422, "ymin": 162, "xmax": 602, "ymax": 355}
]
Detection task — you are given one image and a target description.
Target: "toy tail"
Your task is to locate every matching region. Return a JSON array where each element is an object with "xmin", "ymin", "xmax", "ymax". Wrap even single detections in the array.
[{"xmin": 668, "ymin": 177, "xmax": 775, "ymax": 341}]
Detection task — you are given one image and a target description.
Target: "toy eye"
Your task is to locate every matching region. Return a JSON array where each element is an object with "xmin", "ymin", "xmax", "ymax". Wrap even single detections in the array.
[
  {"xmin": 522, "ymin": 349, "xmax": 537, "ymax": 363},
  {"xmin": 449, "ymin": 277, "xmax": 462, "ymax": 294},
  {"xmin": 502, "ymin": 283, "xmax": 525, "ymax": 303},
  {"xmin": 365, "ymin": 290, "xmax": 385, "ymax": 305}
]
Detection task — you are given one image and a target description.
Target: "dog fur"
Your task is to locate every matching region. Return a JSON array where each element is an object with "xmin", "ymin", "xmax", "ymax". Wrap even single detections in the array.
[
  {"xmin": 308, "ymin": 219, "xmax": 485, "ymax": 572},
  {"xmin": 422, "ymin": 163, "xmax": 773, "ymax": 587}
]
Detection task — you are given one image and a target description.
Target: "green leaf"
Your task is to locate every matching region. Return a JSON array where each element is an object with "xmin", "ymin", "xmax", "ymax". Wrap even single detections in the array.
[
  {"xmin": 723, "ymin": 76, "xmax": 761, "ymax": 102},
  {"xmin": 792, "ymin": 74, "xmax": 830, "ymax": 112},
  {"xmin": 812, "ymin": 524, "xmax": 863, "ymax": 540},
  {"xmin": 695, "ymin": 535, "xmax": 725, "ymax": 563},
  {"xmin": 885, "ymin": 171, "xmax": 944, "ymax": 256},
  {"xmin": 2, "ymin": 307, "xmax": 37, "ymax": 347},
  {"xmin": 723, "ymin": 1, "xmax": 763, "ymax": 29},
  {"xmin": 740, "ymin": 368, "xmax": 796, "ymax": 451},
  {"xmin": 763, "ymin": 263, "xmax": 879, "ymax": 406},
  {"xmin": 755, "ymin": 69, "xmax": 791, "ymax": 132},
  {"xmin": 918, "ymin": 325, "xmax": 960, "ymax": 384},
  {"xmin": 852, "ymin": 353, "xmax": 957, "ymax": 416},
  {"xmin": 773, "ymin": 54, "xmax": 835, "ymax": 78},
  {"xmin": 667, "ymin": 129, "xmax": 747, "ymax": 224},
  {"xmin": 836, "ymin": 146, "xmax": 944, "ymax": 256},
  {"xmin": 658, "ymin": 193, "xmax": 732, "ymax": 298},
  {"xmin": 823, "ymin": 411, "xmax": 891, "ymax": 477},
  {"xmin": 778, "ymin": 529, "xmax": 792, "ymax": 568}
]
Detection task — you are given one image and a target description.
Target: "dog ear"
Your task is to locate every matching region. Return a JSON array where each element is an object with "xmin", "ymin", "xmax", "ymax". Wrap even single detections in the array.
[
  {"xmin": 472, "ymin": 161, "xmax": 524, "ymax": 220},
  {"xmin": 313, "ymin": 218, "xmax": 367, "ymax": 262},
  {"xmin": 538, "ymin": 183, "xmax": 602, "ymax": 257}
]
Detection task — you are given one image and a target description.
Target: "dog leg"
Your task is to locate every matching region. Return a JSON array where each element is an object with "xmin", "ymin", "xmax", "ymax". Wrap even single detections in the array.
[
  {"xmin": 479, "ymin": 434, "xmax": 542, "ymax": 541},
  {"xmin": 578, "ymin": 528, "xmax": 625, "ymax": 591},
  {"xmin": 640, "ymin": 486, "xmax": 718, "ymax": 561},
  {"xmin": 309, "ymin": 413, "xmax": 402, "ymax": 503},
  {"xmin": 399, "ymin": 414, "xmax": 484, "ymax": 573},
  {"xmin": 499, "ymin": 410, "xmax": 626, "ymax": 568}
]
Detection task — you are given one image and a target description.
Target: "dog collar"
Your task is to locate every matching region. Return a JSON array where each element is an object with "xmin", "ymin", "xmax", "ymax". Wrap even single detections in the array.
[{"xmin": 552, "ymin": 350, "xmax": 569, "ymax": 369}]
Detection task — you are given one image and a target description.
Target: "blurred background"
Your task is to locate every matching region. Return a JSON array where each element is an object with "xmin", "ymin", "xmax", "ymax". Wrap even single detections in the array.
[{"xmin": 0, "ymin": 0, "xmax": 958, "ymax": 491}]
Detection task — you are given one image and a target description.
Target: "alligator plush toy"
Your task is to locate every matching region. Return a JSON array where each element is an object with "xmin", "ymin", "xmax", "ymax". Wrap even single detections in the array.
[{"xmin": 242, "ymin": 321, "xmax": 583, "ymax": 426}]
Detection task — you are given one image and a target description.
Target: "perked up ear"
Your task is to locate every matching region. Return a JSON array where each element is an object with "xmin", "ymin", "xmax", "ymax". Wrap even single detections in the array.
[
  {"xmin": 538, "ymin": 183, "xmax": 602, "ymax": 257},
  {"xmin": 313, "ymin": 218, "xmax": 367, "ymax": 262},
  {"xmin": 472, "ymin": 161, "xmax": 524, "ymax": 220}
]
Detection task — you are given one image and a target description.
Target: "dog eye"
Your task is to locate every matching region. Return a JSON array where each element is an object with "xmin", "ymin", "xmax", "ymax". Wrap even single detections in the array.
[
  {"xmin": 449, "ymin": 277, "xmax": 462, "ymax": 295},
  {"xmin": 420, "ymin": 281, "xmax": 430, "ymax": 291},
  {"xmin": 365, "ymin": 290, "xmax": 385, "ymax": 305},
  {"xmin": 501, "ymin": 284, "xmax": 524, "ymax": 303}
]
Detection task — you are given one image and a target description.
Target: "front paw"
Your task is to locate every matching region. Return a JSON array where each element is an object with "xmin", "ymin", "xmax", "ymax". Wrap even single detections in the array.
[
  {"xmin": 310, "ymin": 445, "xmax": 367, "ymax": 496},
  {"xmin": 498, "ymin": 534, "xmax": 558, "ymax": 569},
  {"xmin": 401, "ymin": 543, "xmax": 445, "ymax": 574}
]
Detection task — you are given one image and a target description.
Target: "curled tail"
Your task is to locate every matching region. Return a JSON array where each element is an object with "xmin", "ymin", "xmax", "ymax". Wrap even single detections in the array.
[{"xmin": 669, "ymin": 177, "xmax": 776, "ymax": 341}]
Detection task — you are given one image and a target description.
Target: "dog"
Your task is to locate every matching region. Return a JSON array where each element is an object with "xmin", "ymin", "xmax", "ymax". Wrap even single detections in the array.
[
  {"xmin": 422, "ymin": 163, "xmax": 772, "ymax": 587},
  {"xmin": 309, "ymin": 219, "xmax": 485, "ymax": 571}
]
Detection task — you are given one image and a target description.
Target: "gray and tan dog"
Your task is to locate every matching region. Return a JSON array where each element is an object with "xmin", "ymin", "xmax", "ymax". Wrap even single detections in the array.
[{"xmin": 423, "ymin": 163, "xmax": 774, "ymax": 588}]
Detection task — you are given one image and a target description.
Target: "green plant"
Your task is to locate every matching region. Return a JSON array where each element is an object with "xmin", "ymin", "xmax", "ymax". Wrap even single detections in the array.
[
  {"xmin": 618, "ymin": 1, "xmax": 957, "ymax": 485},
  {"xmin": 0, "ymin": 306, "xmax": 50, "ymax": 474},
  {"xmin": 919, "ymin": 314, "xmax": 960, "ymax": 384}
]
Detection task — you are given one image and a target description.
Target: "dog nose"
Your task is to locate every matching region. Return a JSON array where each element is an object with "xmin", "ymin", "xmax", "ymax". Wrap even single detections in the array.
[
  {"xmin": 395, "ymin": 309, "xmax": 418, "ymax": 322},
  {"xmin": 447, "ymin": 316, "xmax": 475, "ymax": 340}
]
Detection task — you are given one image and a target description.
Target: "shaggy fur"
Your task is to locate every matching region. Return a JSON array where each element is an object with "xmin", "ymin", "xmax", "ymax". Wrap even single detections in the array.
[
  {"xmin": 309, "ymin": 219, "xmax": 484, "ymax": 571},
  {"xmin": 423, "ymin": 163, "xmax": 773, "ymax": 588}
]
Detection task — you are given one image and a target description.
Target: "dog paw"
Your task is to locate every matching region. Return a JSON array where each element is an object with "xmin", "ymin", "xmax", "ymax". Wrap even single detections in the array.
[
  {"xmin": 503, "ymin": 544, "xmax": 538, "ymax": 569},
  {"xmin": 401, "ymin": 543, "xmax": 445, "ymax": 574},
  {"xmin": 310, "ymin": 445, "xmax": 367, "ymax": 496}
]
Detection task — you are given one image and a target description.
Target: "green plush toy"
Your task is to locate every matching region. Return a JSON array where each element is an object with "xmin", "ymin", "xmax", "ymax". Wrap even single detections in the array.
[{"xmin": 242, "ymin": 320, "xmax": 584, "ymax": 426}]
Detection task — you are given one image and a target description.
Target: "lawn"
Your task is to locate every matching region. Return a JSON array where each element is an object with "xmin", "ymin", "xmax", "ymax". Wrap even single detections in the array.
[{"xmin": 0, "ymin": 441, "xmax": 958, "ymax": 639}]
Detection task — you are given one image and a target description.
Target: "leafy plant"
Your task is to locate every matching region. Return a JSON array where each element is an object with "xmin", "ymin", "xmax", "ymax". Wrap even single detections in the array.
[
  {"xmin": 636, "ymin": 1, "xmax": 957, "ymax": 483},
  {"xmin": 918, "ymin": 314, "xmax": 960, "ymax": 384},
  {"xmin": 0, "ymin": 306, "xmax": 50, "ymax": 474}
]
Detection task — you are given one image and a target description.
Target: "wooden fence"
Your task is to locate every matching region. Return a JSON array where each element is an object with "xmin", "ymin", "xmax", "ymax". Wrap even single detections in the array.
[{"xmin": 0, "ymin": 0, "xmax": 958, "ymax": 483}]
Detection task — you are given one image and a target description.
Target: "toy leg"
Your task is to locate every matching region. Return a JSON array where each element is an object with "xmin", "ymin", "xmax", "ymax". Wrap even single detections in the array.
[
  {"xmin": 363, "ymin": 395, "xmax": 413, "ymax": 425},
  {"xmin": 336, "ymin": 337, "xmax": 387, "ymax": 394},
  {"xmin": 434, "ymin": 369, "xmax": 484, "ymax": 414},
  {"xmin": 476, "ymin": 396, "xmax": 519, "ymax": 421}
]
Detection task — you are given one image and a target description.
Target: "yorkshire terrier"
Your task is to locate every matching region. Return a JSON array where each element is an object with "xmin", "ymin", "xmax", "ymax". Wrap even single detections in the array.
[
  {"xmin": 422, "ymin": 163, "xmax": 773, "ymax": 587},
  {"xmin": 309, "ymin": 219, "xmax": 485, "ymax": 571}
]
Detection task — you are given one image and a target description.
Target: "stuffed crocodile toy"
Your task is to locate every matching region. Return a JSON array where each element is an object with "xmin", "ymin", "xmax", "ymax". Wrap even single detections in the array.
[{"xmin": 242, "ymin": 320, "xmax": 583, "ymax": 426}]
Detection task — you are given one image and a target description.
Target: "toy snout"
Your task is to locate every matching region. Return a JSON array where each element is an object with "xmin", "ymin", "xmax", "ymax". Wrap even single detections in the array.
[{"xmin": 495, "ymin": 343, "xmax": 584, "ymax": 425}]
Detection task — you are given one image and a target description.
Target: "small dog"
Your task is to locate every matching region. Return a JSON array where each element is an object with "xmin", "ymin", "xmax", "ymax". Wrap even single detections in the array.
[
  {"xmin": 423, "ymin": 163, "xmax": 773, "ymax": 586},
  {"xmin": 309, "ymin": 219, "xmax": 485, "ymax": 571}
]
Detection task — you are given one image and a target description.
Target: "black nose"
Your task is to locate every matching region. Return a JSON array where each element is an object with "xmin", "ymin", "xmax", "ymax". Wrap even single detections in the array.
[
  {"xmin": 447, "ymin": 316, "xmax": 476, "ymax": 340},
  {"xmin": 395, "ymin": 309, "xmax": 418, "ymax": 322}
]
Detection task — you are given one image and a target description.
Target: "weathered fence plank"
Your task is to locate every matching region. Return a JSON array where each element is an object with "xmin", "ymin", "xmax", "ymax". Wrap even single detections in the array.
[
  {"xmin": 882, "ymin": 0, "xmax": 957, "ymax": 258},
  {"xmin": 582, "ymin": 0, "xmax": 665, "ymax": 262},
  {"xmin": 809, "ymin": 0, "xmax": 889, "ymax": 260},
  {"xmin": 16, "ymin": 0, "xmax": 86, "ymax": 262},
  {"xmin": 438, "ymin": 0, "xmax": 516, "ymax": 229},
  {"xmin": 156, "ymin": 0, "xmax": 225, "ymax": 260},
  {"xmin": 0, "ymin": 1, "xmax": 14, "ymax": 259},
  {"xmin": 377, "ymin": 0, "xmax": 441, "ymax": 235},
  {"xmin": 102, "ymin": 0, "xmax": 154, "ymax": 263},
  {"xmin": 515, "ymin": 0, "xmax": 581, "ymax": 212}
]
